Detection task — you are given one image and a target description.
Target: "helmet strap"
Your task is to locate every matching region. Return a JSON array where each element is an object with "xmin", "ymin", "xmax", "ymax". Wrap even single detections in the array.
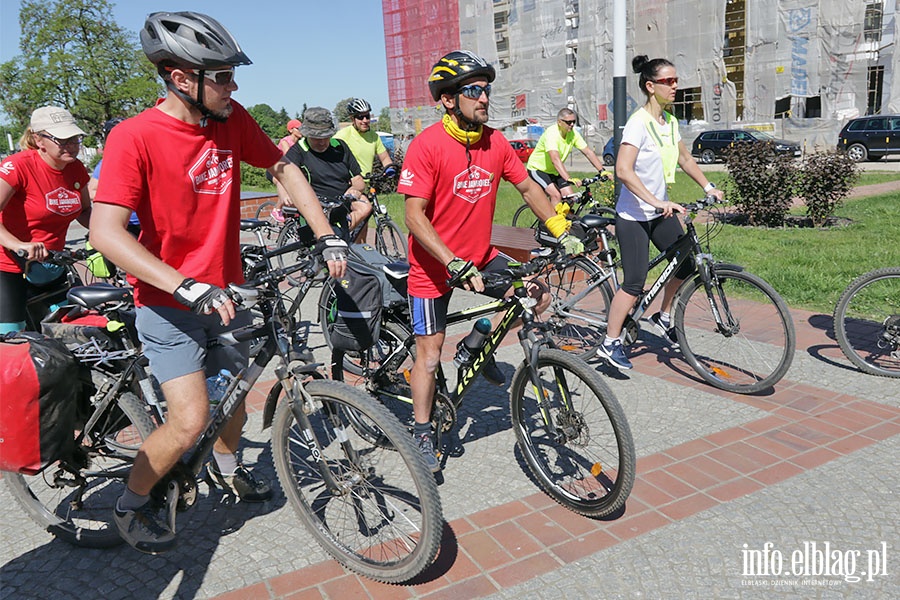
[
  {"xmin": 166, "ymin": 69, "xmax": 228, "ymax": 125},
  {"xmin": 451, "ymin": 92, "xmax": 481, "ymax": 131}
]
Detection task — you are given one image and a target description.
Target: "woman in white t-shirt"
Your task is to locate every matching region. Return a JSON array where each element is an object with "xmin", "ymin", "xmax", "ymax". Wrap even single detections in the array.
[{"xmin": 597, "ymin": 55, "xmax": 724, "ymax": 371}]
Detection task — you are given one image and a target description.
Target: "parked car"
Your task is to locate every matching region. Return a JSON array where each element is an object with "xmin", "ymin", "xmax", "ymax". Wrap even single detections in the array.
[
  {"xmin": 691, "ymin": 129, "xmax": 801, "ymax": 164},
  {"xmin": 602, "ymin": 137, "xmax": 616, "ymax": 166},
  {"xmin": 377, "ymin": 131, "xmax": 395, "ymax": 158},
  {"xmin": 837, "ymin": 115, "xmax": 900, "ymax": 162},
  {"xmin": 509, "ymin": 139, "xmax": 537, "ymax": 162}
]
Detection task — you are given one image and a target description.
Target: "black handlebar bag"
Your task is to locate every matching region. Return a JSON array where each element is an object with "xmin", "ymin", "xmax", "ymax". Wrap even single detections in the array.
[{"xmin": 0, "ymin": 332, "xmax": 79, "ymax": 474}]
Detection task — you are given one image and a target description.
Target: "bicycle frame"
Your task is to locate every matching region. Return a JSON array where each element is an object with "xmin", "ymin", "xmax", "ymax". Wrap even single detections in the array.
[{"xmin": 351, "ymin": 255, "xmax": 569, "ymax": 445}]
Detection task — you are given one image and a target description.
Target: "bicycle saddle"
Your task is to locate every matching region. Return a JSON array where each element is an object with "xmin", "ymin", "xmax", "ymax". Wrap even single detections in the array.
[
  {"xmin": 67, "ymin": 284, "xmax": 134, "ymax": 309},
  {"xmin": 580, "ymin": 213, "xmax": 615, "ymax": 229},
  {"xmin": 240, "ymin": 219, "xmax": 270, "ymax": 231}
]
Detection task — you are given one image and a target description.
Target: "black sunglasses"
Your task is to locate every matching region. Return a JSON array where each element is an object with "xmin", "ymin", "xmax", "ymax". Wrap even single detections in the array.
[
  {"xmin": 355, "ymin": 114, "xmax": 371, "ymax": 120},
  {"xmin": 560, "ymin": 119, "xmax": 576, "ymax": 126},
  {"xmin": 458, "ymin": 83, "xmax": 491, "ymax": 99}
]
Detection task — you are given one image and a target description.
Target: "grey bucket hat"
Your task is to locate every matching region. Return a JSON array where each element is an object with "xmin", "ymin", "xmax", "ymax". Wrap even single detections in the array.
[{"xmin": 300, "ymin": 107, "xmax": 336, "ymax": 138}]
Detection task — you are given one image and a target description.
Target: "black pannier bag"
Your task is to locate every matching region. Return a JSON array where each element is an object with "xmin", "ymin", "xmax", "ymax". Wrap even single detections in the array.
[
  {"xmin": 350, "ymin": 243, "xmax": 407, "ymax": 308},
  {"xmin": 0, "ymin": 332, "xmax": 80, "ymax": 474},
  {"xmin": 328, "ymin": 261, "xmax": 383, "ymax": 352}
]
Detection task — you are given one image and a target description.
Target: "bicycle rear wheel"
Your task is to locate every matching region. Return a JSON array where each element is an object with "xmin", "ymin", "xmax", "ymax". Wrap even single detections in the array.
[
  {"xmin": 510, "ymin": 349, "xmax": 635, "ymax": 518},
  {"xmin": 375, "ymin": 220, "xmax": 407, "ymax": 261},
  {"xmin": 833, "ymin": 267, "xmax": 900, "ymax": 378},
  {"xmin": 542, "ymin": 257, "xmax": 614, "ymax": 358},
  {"xmin": 675, "ymin": 266, "xmax": 796, "ymax": 393},
  {"xmin": 272, "ymin": 380, "xmax": 442, "ymax": 583},
  {"xmin": 275, "ymin": 218, "xmax": 314, "ymax": 286},
  {"xmin": 5, "ymin": 387, "xmax": 156, "ymax": 548},
  {"xmin": 255, "ymin": 200, "xmax": 277, "ymax": 223}
]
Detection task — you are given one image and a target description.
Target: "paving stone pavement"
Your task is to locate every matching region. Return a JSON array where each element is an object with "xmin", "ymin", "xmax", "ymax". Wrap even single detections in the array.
[{"xmin": 2, "ymin": 241, "xmax": 899, "ymax": 599}]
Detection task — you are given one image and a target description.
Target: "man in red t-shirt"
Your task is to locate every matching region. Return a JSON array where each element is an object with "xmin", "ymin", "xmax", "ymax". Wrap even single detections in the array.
[
  {"xmin": 399, "ymin": 51, "xmax": 583, "ymax": 472},
  {"xmin": 89, "ymin": 12, "xmax": 347, "ymax": 554}
]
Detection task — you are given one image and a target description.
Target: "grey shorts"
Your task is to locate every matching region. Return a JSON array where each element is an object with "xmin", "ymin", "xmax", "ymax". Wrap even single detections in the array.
[{"xmin": 135, "ymin": 306, "xmax": 251, "ymax": 384}]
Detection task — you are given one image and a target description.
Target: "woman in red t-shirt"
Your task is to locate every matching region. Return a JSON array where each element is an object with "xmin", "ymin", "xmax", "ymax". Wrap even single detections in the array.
[{"xmin": 0, "ymin": 106, "xmax": 91, "ymax": 332}]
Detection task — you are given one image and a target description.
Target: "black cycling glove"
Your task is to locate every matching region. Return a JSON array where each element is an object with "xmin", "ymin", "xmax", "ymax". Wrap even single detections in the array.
[
  {"xmin": 173, "ymin": 278, "xmax": 229, "ymax": 315},
  {"xmin": 314, "ymin": 234, "xmax": 349, "ymax": 263}
]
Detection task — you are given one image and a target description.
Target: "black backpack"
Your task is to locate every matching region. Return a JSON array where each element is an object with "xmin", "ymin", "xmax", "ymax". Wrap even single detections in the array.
[{"xmin": 328, "ymin": 262, "xmax": 383, "ymax": 352}]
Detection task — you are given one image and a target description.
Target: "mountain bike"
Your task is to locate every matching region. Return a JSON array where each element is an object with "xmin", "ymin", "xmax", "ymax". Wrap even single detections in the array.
[
  {"xmin": 8, "ymin": 242, "xmax": 443, "ymax": 583},
  {"xmin": 832, "ymin": 267, "xmax": 900, "ymax": 378},
  {"xmin": 328, "ymin": 250, "xmax": 636, "ymax": 518},
  {"xmin": 538, "ymin": 197, "xmax": 796, "ymax": 394}
]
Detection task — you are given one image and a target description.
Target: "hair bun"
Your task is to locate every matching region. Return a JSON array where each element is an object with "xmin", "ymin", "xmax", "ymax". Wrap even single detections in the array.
[{"xmin": 632, "ymin": 55, "xmax": 649, "ymax": 74}]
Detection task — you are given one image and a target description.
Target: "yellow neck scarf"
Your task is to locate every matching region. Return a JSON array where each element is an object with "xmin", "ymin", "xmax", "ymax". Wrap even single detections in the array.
[{"xmin": 442, "ymin": 113, "xmax": 483, "ymax": 145}]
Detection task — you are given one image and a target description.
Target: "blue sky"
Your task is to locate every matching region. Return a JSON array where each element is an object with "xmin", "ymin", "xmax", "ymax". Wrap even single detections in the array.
[{"xmin": 0, "ymin": 0, "xmax": 390, "ymax": 120}]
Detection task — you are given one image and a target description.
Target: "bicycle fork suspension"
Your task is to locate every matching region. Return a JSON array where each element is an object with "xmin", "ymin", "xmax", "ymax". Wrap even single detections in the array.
[
  {"xmin": 697, "ymin": 259, "xmax": 739, "ymax": 337},
  {"xmin": 287, "ymin": 380, "xmax": 360, "ymax": 495}
]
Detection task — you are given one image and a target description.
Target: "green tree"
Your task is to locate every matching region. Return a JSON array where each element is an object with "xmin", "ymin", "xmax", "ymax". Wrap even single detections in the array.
[
  {"xmin": 377, "ymin": 106, "xmax": 392, "ymax": 133},
  {"xmin": 333, "ymin": 98, "xmax": 356, "ymax": 123},
  {"xmin": 246, "ymin": 103, "xmax": 283, "ymax": 139},
  {"xmin": 0, "ymin": 0, "xmax": 162, "ymax": 139}
]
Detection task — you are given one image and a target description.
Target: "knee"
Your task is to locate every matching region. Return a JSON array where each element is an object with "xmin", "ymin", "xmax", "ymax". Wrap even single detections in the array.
[
  {"xmin": 414, "ymin": 346, "xmax": 443, "ymax": 375},
  {"xmin": 167, "ymin": 409, "xmax": 209, "ymax": 449}
]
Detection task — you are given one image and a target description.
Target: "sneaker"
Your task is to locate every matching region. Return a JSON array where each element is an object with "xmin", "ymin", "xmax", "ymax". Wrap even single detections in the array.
[
  {"xmin": 597, "ymin": 339, "xmax": 633, "ymax": 370},
  {"xmin": 649, "ymin": 312, "xmax": 679, "ymax": 349},
  {"xmin": 414, "ymin": 431, "xmax": 441, "ymax": 473},
  {"xmin": 481, "ymin": 356, "xmax": 505, "ymax": 386},
  {"xmin": 207, "ymin": 461, "xmax": 273, "ymax": 502},
  {"xmin": 114, "ymin": 503, "xmax": 176, "ymax": 555},
  {"xmin": 270, "ymin": 208, "xmax": 285, "ymax": 223}
]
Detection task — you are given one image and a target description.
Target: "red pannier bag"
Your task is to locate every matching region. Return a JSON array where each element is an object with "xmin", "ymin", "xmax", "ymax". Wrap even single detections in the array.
[{"xmin": 0, "ymin": 332, "xmax": 80, "ymax": 474}]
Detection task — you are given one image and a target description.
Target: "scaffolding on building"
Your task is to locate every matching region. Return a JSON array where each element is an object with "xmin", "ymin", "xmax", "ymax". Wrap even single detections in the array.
[{"xmin": 384, "ymin": 0, "xmax": 897, "ymax": 151}]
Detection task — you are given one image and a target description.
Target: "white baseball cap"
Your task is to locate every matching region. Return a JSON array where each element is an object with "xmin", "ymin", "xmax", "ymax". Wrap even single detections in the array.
[{"xmin": 30, "ymin": 106, "xmax": 86, "ymax": 139}]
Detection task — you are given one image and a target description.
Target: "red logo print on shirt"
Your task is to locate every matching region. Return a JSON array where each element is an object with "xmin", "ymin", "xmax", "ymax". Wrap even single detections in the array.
[
  {"xmin": 45, "ymin": 187, "xmax": 81, "ymax": 216},
  {"xmin": 452, "ymin": 166, "xmax": 494, "ymax": 204},
  {"xmin": 189, "ymin": 148, "xmax": 235, "ymax": 195}
]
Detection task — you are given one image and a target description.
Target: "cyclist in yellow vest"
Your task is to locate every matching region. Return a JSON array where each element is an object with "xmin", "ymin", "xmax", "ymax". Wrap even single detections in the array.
[
  {"xmin": 525, "ymin": 108, "xmax": 606, "ymax": 205},
  {"xmin": 334, "ymin": 98, "xmax": 396, "ymax": 178}
]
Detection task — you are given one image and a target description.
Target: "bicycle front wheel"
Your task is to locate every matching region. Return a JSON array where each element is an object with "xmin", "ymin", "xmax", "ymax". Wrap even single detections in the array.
[
  {"xmin": 833, "ymin": 267, "xmax": 900, "ymax": 378},
  {"xmin": 675, "ymin": 266, "xmax": 796, "ymax": 393},
  {"xmin": 5, "ymin": 388, "xmax": 156, "ymax": 548},
  {"xmin": 542, "ymin": 257, "xmax": 614, "ymax": 358},
  {"xmin": 272, "ymin": 379, "xmax": 442, "ymax": 583},
  {"xmin": 510, "ymin": 349, "xmax": 635, "ymax": 518},
  {"xmin": 375, "ymin": 220, "xmax": 407, "ymax": 261}
]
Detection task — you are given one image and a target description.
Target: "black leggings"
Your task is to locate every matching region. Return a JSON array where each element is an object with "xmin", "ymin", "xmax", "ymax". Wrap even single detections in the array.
[
  {"xmin": 0, "ymin": 270, "xmax": 68, "ymax": 331},
  {"xmin": 616, "ymin": 215, "xmax": 692, "ymax": 297}
]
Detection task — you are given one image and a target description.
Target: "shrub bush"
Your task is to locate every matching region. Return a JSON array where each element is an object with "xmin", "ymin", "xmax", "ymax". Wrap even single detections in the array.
[
  {"xmin": 723, "ymin": 142, "xmax": 796, "ymax": 227},
  {"xmin": 240, "ymin": 163, "xmax": 274, "ymax": 190},
  {"xmin": 796, "ymin": 150, "xmax": 859, "ymax": 227}
]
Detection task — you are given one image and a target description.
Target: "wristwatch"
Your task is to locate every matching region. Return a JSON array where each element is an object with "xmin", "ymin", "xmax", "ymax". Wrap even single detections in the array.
[{"xmin": 704, "ymin": 182, "xmax": 716, "ymax": 193}]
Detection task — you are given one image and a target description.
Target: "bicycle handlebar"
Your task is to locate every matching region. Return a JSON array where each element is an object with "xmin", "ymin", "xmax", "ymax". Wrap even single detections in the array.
[
  {"xmin": 654, "ymin": 195, "xmax": 723, "ymax": 215},
  {"xmin": 446, "ymin": 248, "xmax": 569, "ymax": 291},
  {"xmin": 15, "ymin": 247, "xmax": 90, "ymax": 263}
]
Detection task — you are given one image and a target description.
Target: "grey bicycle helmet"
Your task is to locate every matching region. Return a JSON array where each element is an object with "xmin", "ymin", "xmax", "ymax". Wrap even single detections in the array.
[
  {"xmin": 428, "ymin": 50, "xmax": 495, "ymax": 101},
  {"xmin": 347, "ymin": 98, "xmax": 372, "ymax": 116},
  {"xmin": 140, "ymin": 11, "xmax": 251, "ymax": 70}
]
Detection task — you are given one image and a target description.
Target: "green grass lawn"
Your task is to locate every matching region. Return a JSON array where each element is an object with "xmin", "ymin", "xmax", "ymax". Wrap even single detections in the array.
[{"xmin": 253, "ymin": 170, "xmax": 898, "ymax": 315}]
